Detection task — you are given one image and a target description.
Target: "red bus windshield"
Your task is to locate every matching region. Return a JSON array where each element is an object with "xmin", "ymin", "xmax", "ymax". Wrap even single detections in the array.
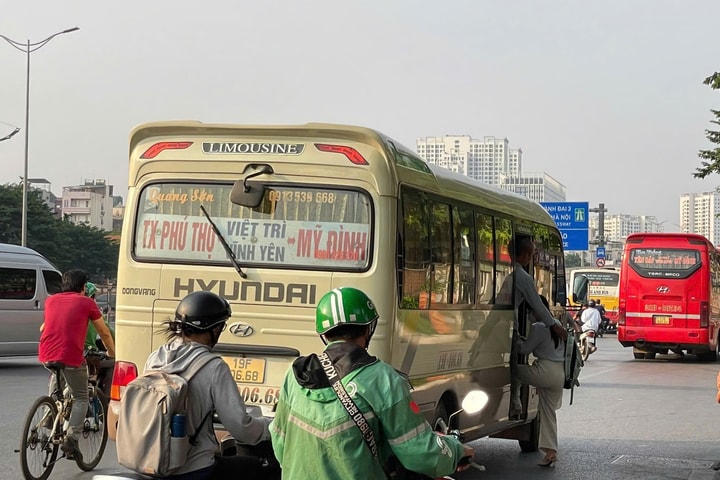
[{"xmin": 628, "ymin": 248, "xmax": 701, "ymax": 279}]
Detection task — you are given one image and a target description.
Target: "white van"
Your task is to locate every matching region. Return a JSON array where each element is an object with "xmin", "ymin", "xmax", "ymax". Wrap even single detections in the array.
[{"xmin": 0, "ymin": 244, "xmax": 61, "ymax": 357}]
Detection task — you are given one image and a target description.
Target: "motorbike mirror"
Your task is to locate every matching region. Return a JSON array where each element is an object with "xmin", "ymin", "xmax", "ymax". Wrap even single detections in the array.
[
  {"xmin": 461, "ymin": 390, "xmax": 489, "ymax": 415},
  {"xmin": 572, "ymin": 275, "xmax": 589, "ymax": 305}
]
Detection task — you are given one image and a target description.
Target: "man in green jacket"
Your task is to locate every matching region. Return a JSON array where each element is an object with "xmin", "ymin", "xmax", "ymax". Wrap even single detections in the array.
[{"xmin": 270, "ymin": 287, "xmax": 474, "ymax": 479}]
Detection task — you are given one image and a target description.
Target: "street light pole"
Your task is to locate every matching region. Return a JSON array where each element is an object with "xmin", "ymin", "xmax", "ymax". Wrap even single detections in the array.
[{"xmin": 0, "ymin": 27, "xmax": 79, "ymax": 247}]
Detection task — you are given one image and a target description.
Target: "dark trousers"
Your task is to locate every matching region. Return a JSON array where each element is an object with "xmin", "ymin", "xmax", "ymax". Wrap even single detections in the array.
[{"xmin": 165, "ymin": 455, "xmax": 278, "ymax": 480}]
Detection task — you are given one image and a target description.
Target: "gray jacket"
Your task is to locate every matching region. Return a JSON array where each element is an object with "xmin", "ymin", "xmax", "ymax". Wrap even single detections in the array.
[{"xmin": 145, "ymin": 339, "xmax": 271, "ymax": 475}]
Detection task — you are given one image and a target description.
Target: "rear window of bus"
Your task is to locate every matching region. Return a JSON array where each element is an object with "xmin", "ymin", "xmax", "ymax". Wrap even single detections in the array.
[
  {"xmin": 133, "ymin": 182, "xmax": 373, "ymax": 271},
  {"xmin": 628, "ymin": 248, "xmax": 701, "ymax": 279}
]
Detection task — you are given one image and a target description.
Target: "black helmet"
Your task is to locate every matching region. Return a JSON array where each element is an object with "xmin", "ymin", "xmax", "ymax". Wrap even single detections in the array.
[
  {"xmin": 175, "ymin": 291, "xmax": 231, "ymax": 330},
  {"xmin": 588, "ymin": 300, "xmax": 596, "ymax": 308}
]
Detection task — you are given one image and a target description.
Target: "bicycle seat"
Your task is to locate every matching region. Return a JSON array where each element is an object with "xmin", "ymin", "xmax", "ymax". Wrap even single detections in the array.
[{"xmin": 43, "ymin": 361, "xmax": 66, "ymax": 371}]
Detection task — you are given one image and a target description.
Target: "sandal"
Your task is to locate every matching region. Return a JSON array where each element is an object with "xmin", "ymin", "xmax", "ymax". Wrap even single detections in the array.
[{"xmin": 538, "ymin": 453, "xmax": 557, "ymax": 467}]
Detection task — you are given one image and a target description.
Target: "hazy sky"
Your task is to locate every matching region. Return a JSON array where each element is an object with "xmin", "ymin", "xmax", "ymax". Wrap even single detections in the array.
[{"xmin": 1, "ymin": 0, "xmax": 719, "ymax": 228}]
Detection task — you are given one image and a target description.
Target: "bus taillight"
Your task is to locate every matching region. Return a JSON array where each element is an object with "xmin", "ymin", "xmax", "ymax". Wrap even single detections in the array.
[
  {"xmin": 701, "ymin": 301, "xmax": 710, "ymax": 328},
  {"xmin": 110, "ymin": 361, "xmax": 138, "ymax": 401},
  {"xmin": 140, "ymin": 141, "xmax": 193, "ymax": 159},
  {"xmin": 618, "ymin": 299, "xmax": 626, "ymax": 325},
  {"xmin": 314, "ymin": 144, "xmax": 369, "ymax": 165}
]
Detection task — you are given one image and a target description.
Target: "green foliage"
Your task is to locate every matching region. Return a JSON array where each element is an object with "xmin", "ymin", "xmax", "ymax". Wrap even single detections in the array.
[
  {"xmin": 694, "ymin": 72, "xmax": 720, "ymax": 179},
  {"xmin": 565, "ymin": 253, "xmax": 581, "ymax": 267},
  {"xmin": 0, "ymin": 184, "xmax": 119, "ymax": 282}
]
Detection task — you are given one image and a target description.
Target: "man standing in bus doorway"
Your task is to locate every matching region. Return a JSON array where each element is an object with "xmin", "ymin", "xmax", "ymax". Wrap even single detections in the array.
[{"xmin": 506, "ymin": 237, "xmax": 568, "ymax": 419}]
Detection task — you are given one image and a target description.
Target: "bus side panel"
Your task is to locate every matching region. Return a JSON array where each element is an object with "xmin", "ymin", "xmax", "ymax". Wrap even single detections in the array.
[{"xmin": 393, "ymin": 308, "xmax": 513, "ymax": 431}]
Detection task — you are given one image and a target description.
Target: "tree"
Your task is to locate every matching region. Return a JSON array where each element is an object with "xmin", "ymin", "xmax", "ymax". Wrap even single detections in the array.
[
  {"xmin": 0, "ymin": 184, "xmax": 119, "ymax": 281},
  {"xmin": 565, "ymin": 253, "xmax": 581, "ymax": 267},
  {"xmin": 694, "ymin": 72, "xmax": 720, "ymax": 179}
]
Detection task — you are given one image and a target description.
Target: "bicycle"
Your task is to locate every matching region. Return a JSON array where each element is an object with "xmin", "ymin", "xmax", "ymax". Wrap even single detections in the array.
[{"xmin": 18, "ymin": 350, "xmax": 110, "ymax": 480}]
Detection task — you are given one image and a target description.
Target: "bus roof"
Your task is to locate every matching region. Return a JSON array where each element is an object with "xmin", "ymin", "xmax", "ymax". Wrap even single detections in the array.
[
  {"xmin": 625, "ymin": 232, "xmax": 715, "ymax": 249},
  {"xmin": 129, "ymin": 121, "xmax": 556, "ymax": 229}
]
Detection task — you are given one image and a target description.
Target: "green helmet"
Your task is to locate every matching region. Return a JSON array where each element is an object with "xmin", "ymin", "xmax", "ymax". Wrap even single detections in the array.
[
  {"xmin": 85, "ymin": 282, "xmax": 97, "ymax": 298},
  {"xmin": 316, "ymin": 287, "xmax": 379, "ymax": 335}
]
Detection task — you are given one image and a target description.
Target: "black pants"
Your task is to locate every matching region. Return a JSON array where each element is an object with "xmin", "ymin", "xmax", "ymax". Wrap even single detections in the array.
[{"xmin": 164, "ymin": 455, "xmax": 275, "ymax": 480}]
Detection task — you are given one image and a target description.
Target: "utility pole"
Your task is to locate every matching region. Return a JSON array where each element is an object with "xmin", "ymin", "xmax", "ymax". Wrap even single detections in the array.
[{"xmin": 590, "ymin": 203, "xmax": 607, "ymax": 247}]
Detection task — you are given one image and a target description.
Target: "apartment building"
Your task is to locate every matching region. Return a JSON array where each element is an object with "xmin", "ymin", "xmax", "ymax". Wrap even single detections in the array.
[
  {"xmin": 501, "ymin": 171, "xmax": 566, "ymax": 203},
  {"xmin": 416, "ymin": 135, "xmax": 511, "ymax": 185},
  {"xmin": 416, "ymin": 135, "xmax": 565, "ymax": 203},
  {"xmin": 680, "ymin": 192, "xmax": 720, "ymax": 245},
  {"xmin": 61, "ymin": 179, "xmax": 116, "ymax": 231}
]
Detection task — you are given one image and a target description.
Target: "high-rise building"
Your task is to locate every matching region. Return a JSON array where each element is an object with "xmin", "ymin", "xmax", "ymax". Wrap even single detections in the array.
[
  {"xmin": 680, "ymin": 192, "xmax": 720, "ymax": 245},
  {"xmin": 417, "ymin": 135, "xmax": 510, "ymax": 185},
  {"xmin": 416, "ymin": 135, "xmax": 564, "ymax": 203},
  {"xmin": 501, "ymin": 171, "xmax": 566, "ymax": 203},
  {"xmin": 590, "ymin": 214, "xmax": 661, "ymax": 242}
]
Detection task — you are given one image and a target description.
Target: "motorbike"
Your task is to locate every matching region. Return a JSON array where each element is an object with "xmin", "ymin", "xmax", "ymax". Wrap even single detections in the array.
[
  {"xmin": 388, "ymin": 390, "xmax": 489, "ymax": 480},
  {"xmin": 600, "ymin": 315, "xmax": 617, "ymax": 334},
  {"xmin": 578, "ymin": 329, "xmax": 597, "ymax": 361}
]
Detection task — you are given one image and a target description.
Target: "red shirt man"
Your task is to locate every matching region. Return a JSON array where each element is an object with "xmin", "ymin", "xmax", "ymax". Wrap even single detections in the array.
[{"xmin": 39, "ymin": 292, "xmax": 103, "ymax": 367}]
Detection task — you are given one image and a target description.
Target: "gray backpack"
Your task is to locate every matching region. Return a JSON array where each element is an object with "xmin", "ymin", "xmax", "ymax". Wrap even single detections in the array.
[{"xmin": 116, "ymin": 353, "xmax": 216, "ymax": 477}]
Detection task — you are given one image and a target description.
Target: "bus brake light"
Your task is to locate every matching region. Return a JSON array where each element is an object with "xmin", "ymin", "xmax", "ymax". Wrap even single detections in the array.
[
  {"xmin": 618, "ymin": 299, "xmax": 626, "ymax": 325},
  {"xmin": 701, "ymin": 301, "xmax": 709, "ymax": 328},
  {"xmin": 314, "ymin": 144, "xmax": 368, "ymax": 165},
  {"xmin": 140, "ymin": 141, "xmax": 193, "ymax": 159},
  {"xmin": 109, "ymin": 361, "xmax": 138, "ymax": 401}
]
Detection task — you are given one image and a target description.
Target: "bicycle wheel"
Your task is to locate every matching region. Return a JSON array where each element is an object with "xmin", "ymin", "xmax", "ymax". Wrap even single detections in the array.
[
  {"xmin": 20, "ymin": 396, "xmax": 59, "ymax": 480},
  {"xmin": 75, "ymin": 390, "xmax": 108, "ymax": 471}
]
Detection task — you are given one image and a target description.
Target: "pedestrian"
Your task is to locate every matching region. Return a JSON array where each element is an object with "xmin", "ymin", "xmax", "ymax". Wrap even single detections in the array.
[
  {"xmin": 516, "ymin": 295, "xmax": 565, "ymax": 467},
  {"xmin": 38, "ymin": 269, "xmax": 115, "ymax": 461},
  {"xmin": 502, "ymin": 236, "xmax": 567, "ymax": 418},
  {"xmin": 270, "ymin": 286, "xmax": 474, "ymax": 479},
  {"xmin": 144, "ymin": 291, "xmax": 276, "ymax": 479}
]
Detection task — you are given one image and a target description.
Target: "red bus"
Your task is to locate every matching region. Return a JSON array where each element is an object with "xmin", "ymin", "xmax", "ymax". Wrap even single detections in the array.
[{"xmin": 618, "ymin": 233, "xmax": 720, "ymax": 360}]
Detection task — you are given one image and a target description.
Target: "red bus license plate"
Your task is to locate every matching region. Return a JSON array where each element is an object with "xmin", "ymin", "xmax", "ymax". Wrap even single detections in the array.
[{"xmin": 653, "ymin": 315, "xmax": 671, "ymax": 325}]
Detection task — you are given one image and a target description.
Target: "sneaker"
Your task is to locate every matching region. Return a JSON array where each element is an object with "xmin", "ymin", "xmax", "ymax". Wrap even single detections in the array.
[{"xmin": 61, "ymin": 437, "xmax": 83, "ymax": 461}]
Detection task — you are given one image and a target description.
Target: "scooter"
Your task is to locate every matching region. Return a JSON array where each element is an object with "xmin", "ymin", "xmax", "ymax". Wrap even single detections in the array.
[{"xmin": 579, "ymin": 329, "xmax": 597, "ymax": 361}]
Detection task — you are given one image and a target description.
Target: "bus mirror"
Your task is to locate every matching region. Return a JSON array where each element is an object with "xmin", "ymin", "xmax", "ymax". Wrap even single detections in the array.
[
  {"xmin": 230, "ymin": 180, "xmax": 265, "ymax": 208},
  {"xmin": 231, "ymin": 164, "xmax": 274, "ymax": 208},
  {"xmin": 572, "ymin": 275, "xmax": 589, "ymax": 304}
]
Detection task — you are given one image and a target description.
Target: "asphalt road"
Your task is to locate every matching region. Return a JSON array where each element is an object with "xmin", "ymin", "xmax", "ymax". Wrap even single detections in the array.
[{"xmin": 2, "ymin": 335, "xmax": 720, "ymax": 479}]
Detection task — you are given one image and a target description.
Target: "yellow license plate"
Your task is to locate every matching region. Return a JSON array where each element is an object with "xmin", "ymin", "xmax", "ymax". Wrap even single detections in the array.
[
  {"xmin": 223, "ymin": 356, "xmax": 266, "ymax": 384},
  {"xmin": 653, "ymin": 315, "xmax": 671, "ymax": 325}
]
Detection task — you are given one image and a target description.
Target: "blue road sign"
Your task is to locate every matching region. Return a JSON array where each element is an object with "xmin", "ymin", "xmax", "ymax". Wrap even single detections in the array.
[
  {"xmin": 540, "ymin": 201, "xmax": 590, "ymax": 251},
  {"xmin": 560, "ymin": 229, "xmax": 589, "ymax": 251},
  {"xmin": 539, "ymin": 202, "xmax": 589, "ymax": 229},
  {"xmin": 596, "ymin": 247, "xmax": 606, "ymax": 258}
]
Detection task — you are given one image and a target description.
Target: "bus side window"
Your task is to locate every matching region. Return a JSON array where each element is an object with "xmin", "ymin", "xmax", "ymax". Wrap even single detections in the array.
[
  {"xmin": 453, "ymin": 206, "xmax": 475, "ymax": 305},
  {"xmin": 494, "ymin": 218, "xmax": 513, "ymax": 305},
  {"xmin": 476, "ymin": 212, "xmax": 494, "ymax": 304},
  {"xmin": 533, "ymin": 225, "xmax": 554, "ymax": 303},
  {"xmin": 428, "ymin": 200, "xmax": 451, "ymax": 305},
  {"xmin": 399, "ymin": 189, "xmax": 429, "ymax": 309}
]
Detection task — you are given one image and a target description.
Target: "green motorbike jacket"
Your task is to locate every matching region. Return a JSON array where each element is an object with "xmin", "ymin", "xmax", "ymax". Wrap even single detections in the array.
[{"xmin": 270, "ymin": 340, "xmax": 465, "ymax": 479}]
